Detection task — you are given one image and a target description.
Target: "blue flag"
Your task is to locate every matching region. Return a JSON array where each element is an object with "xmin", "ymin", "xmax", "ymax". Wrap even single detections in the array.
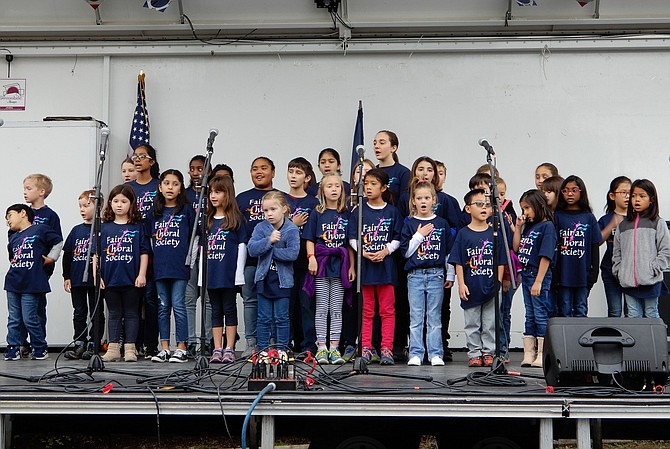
[
  {"xmin": 129, "ymin": 72, "xmax": 150, "ymax": 156},
  {"xmin": 350, "ymin": 101, "xmax": 364, "ymax": 178}
]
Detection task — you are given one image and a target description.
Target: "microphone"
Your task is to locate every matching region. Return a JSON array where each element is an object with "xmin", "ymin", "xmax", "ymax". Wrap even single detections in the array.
[
  {"xmin": 0, "ymin": 118, "xmax": 4, "ymax": 127},
  {"xmin": 99, "ymin": 127, "xmax": 110, "ymax": 160},
  {"xmin": 356, "ymin": 145, "xmax": 365, "ymax": 161},
  {"xmin": 478, "ymin": 138, "xmax": 495, "ymax": 155},
  {"xmin": 207, "ymin": 128, "xmax": 219, "ymax": 147}
]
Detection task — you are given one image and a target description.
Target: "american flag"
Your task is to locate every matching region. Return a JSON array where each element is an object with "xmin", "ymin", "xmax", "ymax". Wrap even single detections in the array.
[{"xmin": 129, "ymin": 71, "xmax": 150, "ymax": 155}]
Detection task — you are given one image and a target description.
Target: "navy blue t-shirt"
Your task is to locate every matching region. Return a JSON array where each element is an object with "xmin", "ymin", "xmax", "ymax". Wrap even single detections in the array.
[
  {"xmin": 128, "ymin": 178, "xmax": 160, "ymax": 220},
  {"xmin": 378, "ymin": 163, "xmax": 410, "ymax": 207},
  {"xmin": 554, "ymin": 210, "xmax": 601, "ymax": 287},
  {"xmin": 349, "ymin": 202, "xmax": 402, "ymax": 285},
  {"xmin": 145, "ymin": 205, "xmax": 195, "ymax": 281},
  {"xmin": 32, "ymin": 205, "xmax": 63, "ymax": 239},
  {"xmin": 236, "ymin": 188, "xmax": 281, "ymax": 266},
  {"xmin": 598, "ymin": 212, "xmax": 624, "ymax": 279},
  {"xmin": 206, "ymin": 216, "xmax": 248, "ymax": 289},
  {"xmin": 185, "ymin": 185, "xmax": 206, "ymax": 214},
  {"xmin": 396, "ymin": 190, "xmax": 460, "ymax": 232},
  {"xmin": 63, "ymin": 223, "xmax": 93, "ymax": 288},
  {"xmin": 257, "ymin": 259, "xmax": 291, "ymax": 299},
  {"xmin": 449, "ymin": 226, "xmax": 507, "ymax": 309},
  {"xmin": 5, "ymin": 224, "xmax": 62, "ymax": 293},
  {"xmin": 517, "ymin": 220, "xmax": 557, "ymax": 269},
  {"xmin": 287, "ymin": 193, "xmax": 320, "ymax": 272},
  {"xmin": 97, "ymin": 222, "xmax": 150, "ymax": 288},
  {"xmin": 303, "ymin": 208, "xmax": 351, "ymax": 278},
  {"xmin": 400, "ymin": 216, "xmax": 453, "ymax": 272}
]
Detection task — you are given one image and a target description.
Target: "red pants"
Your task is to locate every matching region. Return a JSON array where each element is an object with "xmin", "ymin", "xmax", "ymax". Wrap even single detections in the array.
[{"xmin": 362, "ymin": 284, "xmax": 395, "ymax": 349}]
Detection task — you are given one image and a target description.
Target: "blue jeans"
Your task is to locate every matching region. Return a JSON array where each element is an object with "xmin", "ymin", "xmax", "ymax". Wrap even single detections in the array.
[
  {"xmin": 624, "ymin": 294, "xmax": 659, "ymax": 318},
  {"xmin": 155, "ymin": 278, "xmax": 189, "ymax": 344},
  {"xmin": 407, "ymin": 268, "xmax": 444, "ymax": 360},
  {"xmin": 257, "ymin": 293, "xmax": 290, "ymax": 349},
  {"xmin": 242, "ymin": 265, "xmax": 258, "ymax": 342},
  {"xmin": 602, "ymin": 273, "xmax": 624, "ymax": 318},
  {"xmin": 558, "ymin": 286, "xmax": 589, "ymax": 317},
  {"xmin": 521, "ymin": 268, "xmax": 553, "ymax": 337},
  {"xmin": 499, "ymin": 286, "xmax": 516, "ymax": 353},
  {"xmin": 6, "ymin": 292, "xmax": 47, "ymax": 350}
]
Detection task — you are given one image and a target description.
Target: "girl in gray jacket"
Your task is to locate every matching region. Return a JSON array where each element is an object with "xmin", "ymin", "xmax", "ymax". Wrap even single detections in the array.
[{"xmin": 612, "ymin": 179, "xmax": 670, "ymax": 318}]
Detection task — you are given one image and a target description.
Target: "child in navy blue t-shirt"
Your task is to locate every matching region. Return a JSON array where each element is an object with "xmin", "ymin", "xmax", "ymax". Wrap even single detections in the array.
[
  {"xmin": 4, "ymin": 204, "xmax": 62, "ymax": 361},
  {"xmin": 554, "ymin": 176, "xmax": 601, "ymax": 318},
  {"xmin": 450, "ymin": 189, "xmax": 506, "ymax": 368},
  {"xmin": 62, "ymin": 189, "xmax": 104, "ymax": 360},
  {"xmin": 350, "ymin": 169, "xmax": 402, "ymax": 366},
  {"xmin": 401, "ymin": 180, "xmax": 454, "ymax": 367},
  {"xmin": 145, "ymin": 170, "xmax": 195, "ymax": 363},
  {"xmin": 22, "ymin": 174, "xmax": 63, "ymax": 279},
  {"xmin": 206, "ymin": 174, "xmax": 247, "ymax": 363},
  {"xmin": 513, "ymin": 190, "xmax": 557, "ymax": 368},
  {"xmin": 303, "ymin": 174, "xmax": 355, "ymax": 365},
  {"xmin": 236, "ymin": 156, "xmax": 282, "ymax": 353},
  {"xmin": 286, "ymin": 157, "xmax": 319, "ymax": 355},
  {"xmin": 97, "ymin": 185, "xmax": 150, "ymax": 363}
]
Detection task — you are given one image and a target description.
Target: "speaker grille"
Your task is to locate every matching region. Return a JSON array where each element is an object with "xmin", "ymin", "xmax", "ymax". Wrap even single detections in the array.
[
  {"xmin": 623, "ymin": 360, "xmax": 651, "ymax": 373},
  {"xmin": 572, "ymin": 359, "xmax": 595, "ymax": 372}
]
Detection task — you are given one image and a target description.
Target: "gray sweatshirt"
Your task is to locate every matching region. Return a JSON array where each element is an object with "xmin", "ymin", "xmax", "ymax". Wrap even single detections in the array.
[{"xmin": 612, "ymin": 215, "xmax": 670, "ymax": 288}]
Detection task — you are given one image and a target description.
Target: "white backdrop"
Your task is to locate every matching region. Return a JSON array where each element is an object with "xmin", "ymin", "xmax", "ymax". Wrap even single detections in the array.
[{"xmin": 1, "ymin": 45, "xmax": 669, "ymax": 348}]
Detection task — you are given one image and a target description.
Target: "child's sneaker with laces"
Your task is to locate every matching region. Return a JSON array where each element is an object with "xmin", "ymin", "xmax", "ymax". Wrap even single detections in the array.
[
  {"xmin": 315, "ymin": 349, "xmax": 329, "ymax": 364},
  {"xmin": 407, "ymin": 355, "xmax": 422, "ymax": 366},
  {"xmin": 369, "ymin": 348, "xmax": 381, "ymax": 364},
  {"xmin": 4, "ymin": 346, "xmax": 20, "ymax": 361},
  {"xmin": 361, "ymin": 347, "xmax": 373, "ymax": 365},
  {"xmin": 380, "ymin": 347, "xmax": 394, "ymax": 365},
  {"xmin": 31, "ymin": 348, "xmax": 49, "ymax": 360},
  {"xmin": 151, "ymin": 349, "xmax": 171, "ymax": 363},
  {"xmin": 329, "ymin": 349, "xmax": 345, "ymax": 365},
  {"xmin": 221, "ymin": 348, "xmax": 235, "ymax": 363},
  {"xmin": 210, "ymin": 348, "xmax": 223, "ymax": 363},
  {"xmin": 482, "ymin": 353, "xmax": 494, "ymax": 367},
  {"xmin": 169, "ymin": 348, "xmax": 188, "ymax": 363},
  {"xmin": 468, "ymin": 356, "xmax": 483, "ymax": 367},
  {"xmin": 342, "ymin": 345, "xmax": 356, "ymax": 362},
  {"xmin": 431, "ymin": 356, "xmax": 445, "ymax": 366}
]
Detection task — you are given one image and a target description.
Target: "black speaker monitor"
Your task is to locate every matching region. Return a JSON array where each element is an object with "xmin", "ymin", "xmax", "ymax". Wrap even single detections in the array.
[{"xmin": 544, "ymin": 317, "xmax": 669, "ymax": 389}]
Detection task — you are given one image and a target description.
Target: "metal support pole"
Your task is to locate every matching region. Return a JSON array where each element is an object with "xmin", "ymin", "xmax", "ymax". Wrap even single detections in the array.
[
  {"xmin": 260, "ymin": 415, "xmax": 275, "ymax": 449},
  {"xmin": 577, "ymin": 419, "xmax": 591, "ymax": 449},
  {"xmin": 539, "ymin": 418, "xmax": 553, "ymax": 449}
]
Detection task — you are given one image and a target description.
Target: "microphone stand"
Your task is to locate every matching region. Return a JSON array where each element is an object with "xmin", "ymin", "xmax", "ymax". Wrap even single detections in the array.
[
  {"xmin": 352, "ymin": 159, "xmax": 367, "ymax": 373},
  {"xmin": 483, "ymin": 147, "xmax": 518, "ymax": 375},
  {"xmin": 186, "ymin": 132, "xmax": 215, "ymax": 371},
  {"xmin": 83, "ymin": 126, "xmax": 108, "ymax": 372}
]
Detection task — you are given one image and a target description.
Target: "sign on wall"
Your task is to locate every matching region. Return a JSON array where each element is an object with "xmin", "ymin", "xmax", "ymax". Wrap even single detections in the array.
[{"xmin": 0, "ymin": 78, "xmax": 26, "ymax": 111}]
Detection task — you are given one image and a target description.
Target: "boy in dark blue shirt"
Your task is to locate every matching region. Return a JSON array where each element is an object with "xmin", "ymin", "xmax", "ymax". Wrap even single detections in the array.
[
  {"xmin": 449, "ymin": 190, "xmax": 506, "ymax": 368},
  {"xmin": 4, "ymin": 204, "xmax": 63, "ymax": 361},
  {"xmin": 286, "ymin": 157, "xmax": 319, "ymax": 355},
  {"xmin": 62, "ymin": 190, "xmax": 105, "ymax": 360}
]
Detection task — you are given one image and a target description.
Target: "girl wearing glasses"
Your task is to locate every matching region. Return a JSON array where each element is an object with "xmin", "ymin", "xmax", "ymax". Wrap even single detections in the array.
[
  {"xmin": 597, "ymin": 176, "xmax": 631, "ymax": 317},
  {"xmin": 612, "ymin": 179, "xmax": 670, "ymax": 318},
  {"xmin": 554, "ymin": 176, "xmax": 602, "ymax": 318},
  {"xmin": 129, "ymin": 144, "xmax": 160, "ymax": 220}
]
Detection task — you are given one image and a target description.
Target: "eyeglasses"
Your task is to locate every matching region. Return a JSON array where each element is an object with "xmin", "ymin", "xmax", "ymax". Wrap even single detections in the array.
[
  {"xmin": 131, "ymin": 154, "xmax": 153, "ymax": 162},
  {"xmin": 468, "ymin": 201, "xmax": 492, "ymax": 208},
  {"xmin": 614, "ymin": 191, "xmax": 630, "ymax": 197},
  {"xmin": 561, "ymin": 187, "xmax": 581, "ymax": 195}
]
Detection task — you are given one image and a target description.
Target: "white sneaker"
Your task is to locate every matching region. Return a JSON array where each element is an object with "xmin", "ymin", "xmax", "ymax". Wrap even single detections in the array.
[
  {"xmin": 407, "ymin": 356, "xmax": 422, "ymax": 366},
  {"xmin": 431, "ymin": 356, "xmax": 445, "ymax": 366}
]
